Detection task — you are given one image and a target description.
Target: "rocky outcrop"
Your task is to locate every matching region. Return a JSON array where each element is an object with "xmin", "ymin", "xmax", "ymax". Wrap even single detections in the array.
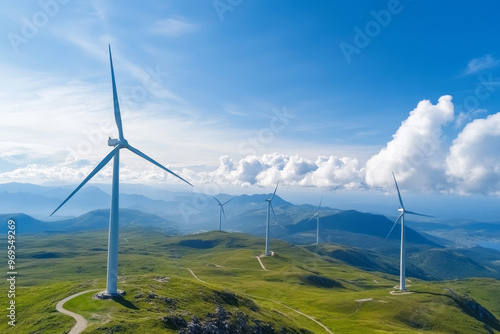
[
  {"xmin": 175, "ymin": 306, "xmax": 312, "ymax": 334},
  {"xmin": 163, "ymin": 315, "xmax": 188, "ymax": 330}
]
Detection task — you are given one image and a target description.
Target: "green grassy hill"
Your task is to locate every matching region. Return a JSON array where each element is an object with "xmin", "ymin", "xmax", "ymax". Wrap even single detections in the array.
[
  {"xmin": 306, "ymin": 243, "xmax": 500, "ymax": 281},
  {"xmin": 306, "ymin": 243, "xmax": 436, "ymax": 280},
  {"xmin": 1, "ymin": 230, "xmax": 499, "ymax": 333},
  {"xmin": 409, "ymin": 249, "xmax": 500, "ymax": 280}
]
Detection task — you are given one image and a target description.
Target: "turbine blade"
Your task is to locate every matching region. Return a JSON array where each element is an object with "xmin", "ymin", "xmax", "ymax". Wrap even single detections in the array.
[
  {"xmin": 386, "ymin": 212, "xmax": 403, "ymax": 239},
  {"xmin": 109, "ymin": 45, "xmax": 124, "ymax": 140},
  {"xmin": 305, "ymin": 213, "xmax": 318, "ymax": 224},
  {"xmin": 222, "ymin": 197, "xmax": 234, "ymax": 206},
  {"xmin": 317, "ymin": 195, "xmax": 323, "ymax": 211},
  {"xmin": 212, "ymin": 196, "xmax": 222, "ymax": 206},
  {"xmin": 270, "ymin": 181, "xmax": 279, "ymax": 201},
  {"xmin": 405, "ymin": 210, "xmax": 434, "ymax": 218},
  {"xmin": 270, "ymin": 203, "xmax": 278, "ymax": 223},
  {"xmin": 221, "ymin": 205, "xmax": 226, "ymax": 219},
  {"xmin": 127, "ymin": 145, "xmax": 193, "ymax": 187},
  {"xmin": 392, "ymin": 172, "xmax": 405, "ymax": 210},
  {"xmin": 50, "ymin": 146, "xmax": 120, "ymax": 216}
]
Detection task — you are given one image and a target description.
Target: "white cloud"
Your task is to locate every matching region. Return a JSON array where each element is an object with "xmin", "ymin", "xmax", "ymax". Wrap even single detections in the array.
[
  {"xmin": 446, "ymin": 112, "xmax": 500, "ymax": 194},
  {"xmin": 3, "ymin": 76, "xmax": 500, "ymax": 198},
  {"xmin": 0, "ymin": 158, "xmax": 190, "ymax": 186},
  {"xmin": 464, "ymin": 54, "xmax": 500, "ymax": 75},
  {"xmin": 184, "ymin": 153, "xmax": 365, "ymax": 190},
  {"xmin": 150, "ymin": 18, "xmax": 197, "ymax": 37},
  {"xmin": 365, "ymin": 95, "xmax": 454, "ymax": 191}
]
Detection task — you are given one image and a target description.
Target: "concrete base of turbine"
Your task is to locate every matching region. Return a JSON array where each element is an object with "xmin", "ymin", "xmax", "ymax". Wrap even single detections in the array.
[
  {"xmin": 389, "ymin": 289, "xmax": 413, "ymax": 296},
  {"xmin": 94, "ymin": 290, "xmax": 126, "ymax": 300}
]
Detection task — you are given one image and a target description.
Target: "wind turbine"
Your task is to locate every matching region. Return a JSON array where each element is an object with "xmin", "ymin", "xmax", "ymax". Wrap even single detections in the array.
[
  {"xmin": 305, "ymin": 196, "xmax": 323, "ymax": 244},
  {"xmin": 387, "ymin": 172, "xmax": 431, "ymax": 291},
  {"xmin": 50, "ymin": 46, "xmax": 192, "ymax": 298},
  {"xmin": 212, "ymin": 196, "xmax": 234, "ymax": 231},
  {"xmin": 264, "ymin": 181, "xmax": 279, "ymax": 256}
]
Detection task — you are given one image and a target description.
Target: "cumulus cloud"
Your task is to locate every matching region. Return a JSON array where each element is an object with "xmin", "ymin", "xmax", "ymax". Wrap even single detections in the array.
[
  {"xmin": 0, "ymin": 152, "xmax": 364, "ymax": 190},
  {"xmin": 186, "ymin": 153, "xmax": 365, "ymax": 189},
  {"xmin": 446, "ymin": 112, "xmax": 500, "ymax": 194},
  {"xmin": 6, "ymin": 93, "xmax": 500, "ymax": 196},
  {"xmin": 365, "ymin": 95, "xmax": 454, "ymax": 191}
]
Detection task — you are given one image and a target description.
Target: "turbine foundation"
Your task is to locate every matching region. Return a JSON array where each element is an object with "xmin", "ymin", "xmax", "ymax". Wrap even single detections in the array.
[{"xmin": 94, "ymin": 290, "xmax": 126, "ymax": 300}]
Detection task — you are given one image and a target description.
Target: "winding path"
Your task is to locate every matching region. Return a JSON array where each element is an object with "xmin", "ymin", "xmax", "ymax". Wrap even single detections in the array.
[
  {"xmin": 254, "ymin": 256, "xmax": 269, "ymax": 271},
  {"xmin": 187, "ymin": 268, "xmax": 208, "ymax": 284},
  {"xmin": 268, "ymin": 299, "xmax": 334, "ymax": 334},
  {"xmin": 56, "ymin": 289, "xmax": 101, "ymax": 334}
]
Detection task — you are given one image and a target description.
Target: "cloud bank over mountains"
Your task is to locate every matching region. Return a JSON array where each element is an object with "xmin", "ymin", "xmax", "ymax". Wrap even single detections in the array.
[
  {"xmin": 2, "ymin": 95, "xmax": 500, "ymax": 195},
  {"xmin": 185, "ymin": 95, "xmax": 500, "ymax": 195}
]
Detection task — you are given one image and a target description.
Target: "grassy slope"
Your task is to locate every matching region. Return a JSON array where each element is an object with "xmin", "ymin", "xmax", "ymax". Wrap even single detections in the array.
[{"xmin": 0, "ymin": 230, "xmax": 499, "ymax": 333}]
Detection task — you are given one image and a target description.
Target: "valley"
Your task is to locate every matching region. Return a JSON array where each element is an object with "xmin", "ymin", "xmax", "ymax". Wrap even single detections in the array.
[
  {"xmin": 1, "ymin": 230, "xmax": 499, "ymax": 333},
  {"xmin": 1, "ymin": 183, "xmax": 500, "ymax": 332}
]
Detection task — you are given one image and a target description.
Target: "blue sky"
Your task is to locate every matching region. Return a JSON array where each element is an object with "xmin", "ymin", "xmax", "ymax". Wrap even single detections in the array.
[{"xmin": 2, "ymin": 0, "xmax": 500, "ymax": 218}]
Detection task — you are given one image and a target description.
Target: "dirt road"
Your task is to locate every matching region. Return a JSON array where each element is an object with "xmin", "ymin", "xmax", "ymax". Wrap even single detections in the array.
[{"xmin": 56, "ymin": 289, "xmax": 100, "ymax": 334}]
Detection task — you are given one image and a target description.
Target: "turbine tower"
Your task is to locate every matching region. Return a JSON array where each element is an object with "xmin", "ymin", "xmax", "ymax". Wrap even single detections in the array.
[
  {"xmin": 387, "ymin": 172, "xmax": 431, "ymax": 291},
  {"xmin": 212, "ymin": 196, "xmax": 234, "ymax": 231},
  {"xmin": 305, "ymin": 196, "xmax": 323, "ymax": 244},
  {"xmin": 50, "ymin": 46, "xmax": 192, "ymax": 298},
  {"xmin": 264, "ymin": 182, "xmax": 279, "ymax": 256}
]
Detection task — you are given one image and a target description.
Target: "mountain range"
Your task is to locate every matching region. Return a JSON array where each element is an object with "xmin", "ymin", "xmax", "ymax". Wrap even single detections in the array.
[{"xmin": 2, "ymin": 182, "xmax": 500, "ymax": 282}]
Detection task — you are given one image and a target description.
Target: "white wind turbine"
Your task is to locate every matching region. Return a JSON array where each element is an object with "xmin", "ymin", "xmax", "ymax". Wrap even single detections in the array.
[
  {"xmin": 387, "ymin": 172, "xmax": 432, "ymax": 291},
  {"xmin": 212, "ymin": 196, "xmax": 234, "ymax": 231},
  {"xmin": 50, "ymin": 46, "xmax": 192, "ymax": 298},
  {"xmin": 305, "ymin": 196, "xmax": 323, "ymax": 245},
  {"xmin": 264, "ymin": 181, "xmax": 279, "ymax": 256}
]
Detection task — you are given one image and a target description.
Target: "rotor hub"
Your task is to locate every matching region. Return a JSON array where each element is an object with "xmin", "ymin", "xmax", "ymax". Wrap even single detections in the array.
[{"xmin": 119, "ymin": 139, "xmax": 129, "ymax": 148}]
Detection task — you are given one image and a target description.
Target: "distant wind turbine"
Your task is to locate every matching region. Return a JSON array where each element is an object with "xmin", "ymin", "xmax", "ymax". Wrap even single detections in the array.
[
  {"xmin": 305, "ymin": 196, "xmax": 323, "ymax": 245},
  {"xmin": 50, "ymin": 46, "xmax": 192, "ymax": 298},
  {"xmin": 264, "ymin": 181, "xmax": 279, "ymax": 256},
  {"xmin": 212, "ymin": 196, "xmax": 234, "ymax": 231},
  {"xmin": 387, "ymin": 172, "xmax": 432, "ymax": 291}
]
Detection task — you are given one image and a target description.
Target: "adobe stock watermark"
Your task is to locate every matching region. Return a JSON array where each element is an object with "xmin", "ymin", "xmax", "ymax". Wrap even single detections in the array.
[
  {"xmin": 6, "ymin": 219, "xmax": 17, "ymax": 327},
  {"xmin": 67, "ymin": 64, "xmax": 170, "ymax": 162},
  {"xmin": 339, "ymin": 0, "xmax": 413, "ymax": 64},
  {"xmin": 212, "ymin": 0, "xmax": 243, "ymax": 21},
  {"xmin": 7, "ymin": 0, "xmax": 71, "ymax": 54},
  {"xmin": 238, "ymin": 107, "xmax": 295, "ymax": 155}
]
